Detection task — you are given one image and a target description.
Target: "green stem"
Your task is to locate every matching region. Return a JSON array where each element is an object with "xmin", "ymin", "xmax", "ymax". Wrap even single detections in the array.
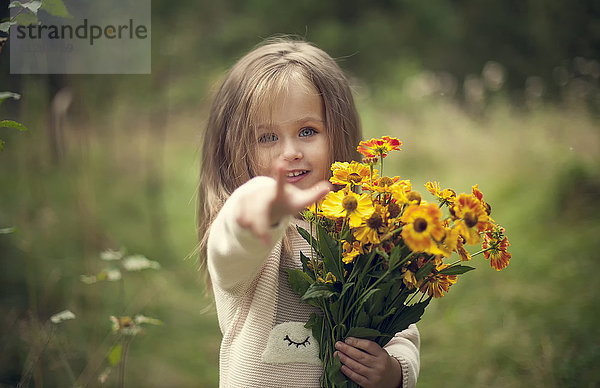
[
  {"xmin": 471, "ymin": 246, "xmax": 494, "ymax": 257},
  {"xmin": 341, "ymin": 268, "xmax": 390, "ymax": 324}
]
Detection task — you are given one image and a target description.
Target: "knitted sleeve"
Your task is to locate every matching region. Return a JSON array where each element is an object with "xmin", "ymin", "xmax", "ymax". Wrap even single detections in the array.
[
  {"xmin": 207, "ymin": 176, "xmax": 290, "ymax": 292},
  {"xmin": 383, "ymin": 324, "xmax": 420, "ymax": 388}
]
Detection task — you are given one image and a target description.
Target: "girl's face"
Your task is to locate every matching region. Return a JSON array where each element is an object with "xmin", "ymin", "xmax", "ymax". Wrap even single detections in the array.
[{"xmin": 255, "ymin": 79, "xmax": 330, "ymax": 190}]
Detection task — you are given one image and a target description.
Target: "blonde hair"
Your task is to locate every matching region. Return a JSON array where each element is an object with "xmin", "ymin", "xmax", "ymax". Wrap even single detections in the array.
[{"xmin": 197, "ymin": 37, "xmax": 362, "ymax": 285}]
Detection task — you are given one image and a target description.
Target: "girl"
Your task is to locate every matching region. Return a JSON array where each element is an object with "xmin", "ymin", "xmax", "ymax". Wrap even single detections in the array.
[{"xmin": 198, "ymin": 37, "xmax": 420, "ymax": 388}]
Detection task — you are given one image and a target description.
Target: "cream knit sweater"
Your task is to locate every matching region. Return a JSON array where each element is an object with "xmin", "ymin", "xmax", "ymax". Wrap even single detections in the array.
[{"xmin": 207, "ymin": 177, "xmax": 420, "ymax": 388}]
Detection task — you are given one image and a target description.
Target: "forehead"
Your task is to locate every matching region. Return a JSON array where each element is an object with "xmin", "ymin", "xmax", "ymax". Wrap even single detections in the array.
[{"xmin": 253, "ymin": 75, "xmax": 325, "ymax": 128}]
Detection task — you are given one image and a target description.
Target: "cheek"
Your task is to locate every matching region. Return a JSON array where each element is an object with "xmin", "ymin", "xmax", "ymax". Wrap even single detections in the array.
[{"xmin": 255, "ymin": 148, "xmax": 280, "ymax": 176}]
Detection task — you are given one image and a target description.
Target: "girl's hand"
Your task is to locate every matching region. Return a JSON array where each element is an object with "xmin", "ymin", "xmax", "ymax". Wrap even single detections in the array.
[
  {"xmin": 236, "ymin": 161, "xmax": 331, "ymax": 244},
  {"xmin": 334, "ymin": 337, "xmax": 403, "ymax": 388}
]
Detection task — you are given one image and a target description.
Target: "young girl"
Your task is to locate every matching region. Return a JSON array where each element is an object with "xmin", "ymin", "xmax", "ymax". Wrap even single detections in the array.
[{"xmin": 198, "ymin": 38, "xmax": 420, "ymax": 388}]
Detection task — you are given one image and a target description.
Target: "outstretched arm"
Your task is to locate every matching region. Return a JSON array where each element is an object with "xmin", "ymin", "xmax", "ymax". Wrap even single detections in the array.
[
  {"xmin": 236, "ymin": 161, "xmax": 331, "ymax": 245},
  {"xmin": 207, "ymin": 161, "xmax": 330, "ymax": 291}
]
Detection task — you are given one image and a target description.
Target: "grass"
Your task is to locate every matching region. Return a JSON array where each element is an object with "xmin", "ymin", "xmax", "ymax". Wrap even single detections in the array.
[{"xmin": 1, "ymin": 83, "xmax": 599, "ymax": 387}]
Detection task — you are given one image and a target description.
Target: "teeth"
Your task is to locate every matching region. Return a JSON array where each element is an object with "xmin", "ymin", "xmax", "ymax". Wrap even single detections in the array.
[{"xmin": 287, "ymin": 170, "xmax": 307, "ymax": 177}]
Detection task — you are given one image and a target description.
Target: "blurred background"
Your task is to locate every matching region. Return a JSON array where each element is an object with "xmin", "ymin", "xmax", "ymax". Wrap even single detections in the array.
[{"xmin": 1, "ymin": 0, "xmax": 599, "ymax": 387}]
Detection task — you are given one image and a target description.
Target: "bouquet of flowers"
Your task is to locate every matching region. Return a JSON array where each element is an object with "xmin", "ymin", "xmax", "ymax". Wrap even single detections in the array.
[{"xmin": 287, "ymin": 136, "xmax": 511, "ymax": 387}]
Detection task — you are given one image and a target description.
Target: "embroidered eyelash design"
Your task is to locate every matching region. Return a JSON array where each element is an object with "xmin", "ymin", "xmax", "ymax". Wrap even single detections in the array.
[{"xmin": 283, "ymin": 335, "xmax": 311, "ymax": 348}]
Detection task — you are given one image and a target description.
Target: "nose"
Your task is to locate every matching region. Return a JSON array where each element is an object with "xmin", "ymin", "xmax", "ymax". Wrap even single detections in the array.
[{"xmin": 281, "ymin": 139, "xmax": 303, "ymax": 161}]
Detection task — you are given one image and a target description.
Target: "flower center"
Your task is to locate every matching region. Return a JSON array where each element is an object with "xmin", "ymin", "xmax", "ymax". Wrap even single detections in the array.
[
  {"xmin": 407, "ymin": 191, "xmax": 422, "ymax": 205},
  {"xmin": 379, "ymin": 177, "xmax": 394, "ymax": 187},
  {"xmin": 414, "ymin": 218, "xmax": 428, "ymax": 233},
  {"xmin": 388, "ymin": 202, "xmax": 401, "ymax": 218},
  {"xmin": 464, "ymin": 212, "xmax": 478, "ymax": 228},
  {"xmin": 341, "ymin": 195, "xmax": 358, "ymax": 212},
  {"xmin": 348, "ymin": 173, "xmax": 362, "ymax": 183},
  {"xmin": 366, "ymin": 213, "xmax": 383, "ymax": 229}
]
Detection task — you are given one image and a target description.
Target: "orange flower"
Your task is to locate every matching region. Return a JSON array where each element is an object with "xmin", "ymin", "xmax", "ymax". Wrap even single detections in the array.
[
  {"xmin": 420, "ymin": 262, "xmax": 457, "ymax": 298},
  {"xmin": 400, "ymin": 203, "xmax": 445, "ymax": 253},
  {"xmin": 425, "ymin": 181, "xmax": 456, "ymax": 206},
  {"xmin": 353, "ymin": 208, "xmax": 387, "ymax": 245},
  {"xmin": 342, "ymin": 241, "xmax": 362, "ymax": 264},
  {"xmin": 431, "ymin": 227, "xmax": 459, "ymax": 258},
  {"xmin": 482, "ymin": 226, "xmax": 511, "ymax": 270},
  {"xmin": 357, "ymin": 136, "xmax": 402, "ymax": 158},
  {"xmin": 453, "ymin": 193, "xmax": 492, "ymax": 244},
  {"xmin": 330, "ymin": 161, "xmax": 376, "ymax": 187},
  {"xmin": 455, "ymin": 235, "xmax": 471, "ymax": 261},
  {"xmin": 472, "ymin": 184, "xmax": 492, "ymax": 216},
  {"xmin": 362, "ymin": 176, "xmax": 400, "ymax": 193}
]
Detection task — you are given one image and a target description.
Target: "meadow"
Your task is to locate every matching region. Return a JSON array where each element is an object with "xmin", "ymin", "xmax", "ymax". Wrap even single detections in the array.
[{"xmin": 1, "ymin": 76, "xmax": 599, "ymax": 387}]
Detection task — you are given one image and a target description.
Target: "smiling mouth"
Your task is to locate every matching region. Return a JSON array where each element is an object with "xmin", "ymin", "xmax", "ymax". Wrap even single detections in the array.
[{"xmin": 286, "ymin": 170, "xmax": 310, "ymax": 178}]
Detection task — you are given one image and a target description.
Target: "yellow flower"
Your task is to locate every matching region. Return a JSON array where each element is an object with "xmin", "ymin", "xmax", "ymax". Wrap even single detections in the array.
[
  {"xmin": 318, "ymin": 272, "xmax": 337, "ymax": 284},
  {"xmin": 400, "ymin": 203, "xmax": 445, "ymax": 253},
  {"xmin": 390, "ymin": 180, "xmax": 412, "ymax": 204},
  {"xmin": 456, "ymin": 235, "xmax": 471, "ymax": 261},
  {"xmin": 330, "ymin": 161, "xmax": 376, "ymax": 187},
  {"xmin": 353, "ymin": 210, "xmax": 386, "ymax": 245},
  {"xmin": 453, "ymin": 193, "xmax": 492, "ymax": 245},
  {"xmin": 431, "ymin": 227, "xmax": 459, "ymax": 258},
  {"xmin": 402, "ymin": 268, "xmax": 419, "ymax": 289},
  {"xmin": 420, "ymin": 262, "xmax": 457, "ymax": 298},
  {"xmin": 342, "ymin": 241, "xmax": 362, "ymax": 264},
  {"xmin": 362, "ymin": 176, "xmax": 399, "ymax": 193},
  {"xmin": 321, "ymin": 189, "xmax": 374, "ymax": 228},
  {"xmin": 425, "ymin": 181, "xmax": 456, "ymax": 206}
]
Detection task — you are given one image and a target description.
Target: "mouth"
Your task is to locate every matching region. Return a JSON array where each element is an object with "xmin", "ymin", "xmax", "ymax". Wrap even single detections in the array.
[{"xmin": 286, "ymin": 169, "xmax": 310, "ymax": 183}]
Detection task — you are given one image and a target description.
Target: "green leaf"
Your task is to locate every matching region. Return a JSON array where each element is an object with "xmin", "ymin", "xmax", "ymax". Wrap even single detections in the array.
[
  {"xmin": 0, "ymin": 22, "xmax": 13, "ymax": 33},
  {"xmin": 41, "ymin": 0, "xmax": 72, "ymax": 18},
  {"xmin": 357, "ymin": 288, "xmax": 381, "ymax": 314},
  {"xmin": 330, "ymin": 299, "xmax": 342, "ymax": 322},
  {"xmin": 388, "ymin": 245, "xmax": 402, "ymax": 269},
  {"xmin": 0, "ymin": 92, "xmax": 21, "ymax": 103},
  {"xmin": 287, "ymin": 268, "xmax": 313, "ymax": 297},
  {"xmin": 13, "ymin": 12, "xmax": 39, "ymax": 26},
  {"xmin": 346, "ymin": 326, "xmax": 383, "ymax": 341},
  {"xmin": 305, "ymin": 313, "xmax": 323, "ymax": 349},
  {"xmin": 372, "ymin": 307, "xmax": 397, "ymax": 327},
  {"xmin": 316, "ymin": 223, "xmax": 343, "ymax": 282},
  {"xmin": 108, "ymin": 344, "xmax": 122, "ymax": 366},
  {"xmin": 387, "ymin": 297, "xmax": 432, "ymax": 335},
  {"xmin": 326, "ymin": 356, "xmax": 347, "ymax": 387},
  {"xmin": 356, "ymin": 307, "xmax": 370, "ymax": 327},
  {"xmin": 299, "ymin": 251, "xmax": 315, "ymax": 280},
  {"xmin": 10, "ymin": 1, "xmax": 42, "ymax": 14},
  {"xmin": 296, "ymin": 226, "xmax": 320, "ymax": 254},
  {"xmin": 339, "ymin": 281, "xmax": 355, "ymax": 299},
  {"xmin": 0, "ymin": 227, "xmax": 16, "ymax": 234},
  {"xmin": 301, "ymin": 282, "xmax": 336, "ymax": 302},
  {"xmin": 438, "ymin": 265, "xmax": 476, "ymax": 276},
  {"xmin": 0, "ymin": 120, "xmax": 27, "ymax": 131},
  {"xmin": 415, "ymin": 260, "xmax": 435, "ymax": 281}
]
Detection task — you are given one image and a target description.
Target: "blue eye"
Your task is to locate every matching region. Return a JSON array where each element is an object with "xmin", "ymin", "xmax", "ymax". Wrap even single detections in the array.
[
  {"xmin": 258, "ymin": 133, "xmax": 278, "ymax": 143},
  {"xmin": 299, "ymin": 127, "xmax": 317, "ymax": 137}
]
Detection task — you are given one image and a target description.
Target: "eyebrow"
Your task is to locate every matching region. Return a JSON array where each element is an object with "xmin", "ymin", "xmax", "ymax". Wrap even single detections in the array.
[{"xmin": 257, "ymin": 116, "xmax": 324, "ymax": 130}]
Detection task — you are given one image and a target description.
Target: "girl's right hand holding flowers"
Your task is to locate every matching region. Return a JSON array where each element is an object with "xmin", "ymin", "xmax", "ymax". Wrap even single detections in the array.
[{"xmin": 235, "ymin": 160, "xmax": 331, "ymax": 245}]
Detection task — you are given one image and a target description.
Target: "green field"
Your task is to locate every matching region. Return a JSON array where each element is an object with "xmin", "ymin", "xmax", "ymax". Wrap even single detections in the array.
[{"xmin": 1, "ymin": 81, "xmax": 599, "ymax": 387}]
